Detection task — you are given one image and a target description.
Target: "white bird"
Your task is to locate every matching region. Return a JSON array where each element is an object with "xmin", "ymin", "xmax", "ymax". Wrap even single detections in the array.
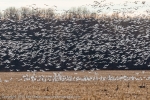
[
  {"xmin": 40, "ymin": 69, "xmax": 45, "ymax": 72},
  {"xmin": 88, "ymin": 71, "xmax": 91, "ymax": 73},
  {"xmin": 74, "ymin": 68, "xmax": 78, "ymax": 71},
  {"xmin": 56, "ymin": 66, "xmax": 61, "ymax": 68},
  {"xmin": 27, "ymin": 70, "xmax": 31, "ymax": 72},
  {"xmin": 142, "ymin": 71, "xmax": 145, "ymax": 74},
  {"xmin": 136, "ymin": 72, "xmax": 139, "ymax": 75},
  {"xmin": 4, "ymin": 80, "xmax": 9, "ymax": 82},
  {"xmin": 16, "ymin": 69, "xmax": 20, "ymax": 72},
  {"xmin": 125, "ymin": 67, "xmax": 129, "ymax": 69},
  {"xmin": 45, "ymin": 68, "xmax": 49, "ymax": 71},
  {"xmin": 0, "ymin": 78, "xmax": 2, "ymax": 82},
  {"xmin": 9, "ymin": 77, "xmax": 13, "ymax": 81},
  {"xmin": 143, "ymin": 34, "xmax": 149, "ymax": 38},
  {"xmin": 10, "ymin": 69, "xmax": 14, "ymax": 72}
]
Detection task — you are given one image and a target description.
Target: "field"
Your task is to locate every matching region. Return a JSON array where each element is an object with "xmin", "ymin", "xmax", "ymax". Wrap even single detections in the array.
[
  {"xmin": 1, "ymin": 2, "xmax": 150, "ymax": 100},
  {"xmin": 0, "ymin": 71, "xmax": 150, "ymax": 100}
]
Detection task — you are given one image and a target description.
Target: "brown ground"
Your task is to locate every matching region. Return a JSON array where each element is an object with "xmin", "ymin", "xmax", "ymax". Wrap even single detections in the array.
[{"xmin": 0, "ymin": 70, "xmax": 150, "ymax": 100}]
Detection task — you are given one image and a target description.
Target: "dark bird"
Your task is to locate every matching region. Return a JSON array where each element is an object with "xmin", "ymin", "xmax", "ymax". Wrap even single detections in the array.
[
  {"xmin": 142, "ymin": 1, "xmax": 145, "ymax": 4},
  {"xmin": 115, "ymin": 85, "xmax": 119, "ymax": 91}
]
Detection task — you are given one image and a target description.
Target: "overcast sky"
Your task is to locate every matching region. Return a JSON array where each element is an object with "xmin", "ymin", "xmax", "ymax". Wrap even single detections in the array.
[{"xmin": 0, "ymin": 0, "xmax": 150, "ymax": 14}]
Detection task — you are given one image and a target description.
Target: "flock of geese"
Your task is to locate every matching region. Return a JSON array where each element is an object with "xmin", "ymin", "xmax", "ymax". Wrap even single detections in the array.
[
  {"xmin": 0, "ymin": 9, "xmax": 150, "ymax": 71},
  {"xmin": 0, "ymin": 71, "xmax": 148, "ymax": 82}
]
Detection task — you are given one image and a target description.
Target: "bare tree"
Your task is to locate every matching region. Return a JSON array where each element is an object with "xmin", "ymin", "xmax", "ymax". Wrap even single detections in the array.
[
  {"xmin": 19, "ymin": 7, "xmax": 32, "ymax": 19},
  {"xmin": 0, "ymin": 11, "xmax": 2, "ymax": 19},
  {"xmin": 63, "ymin": 6, "xmax": 92, "ymax": 19},
  {"xmin": 3, "ymin": 7, "xmax": 19, "ymax": 20}
]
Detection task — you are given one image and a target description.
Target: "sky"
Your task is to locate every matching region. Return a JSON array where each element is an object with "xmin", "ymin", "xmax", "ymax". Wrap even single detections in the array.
[{"xmin": 0, "ymin": 0, "xmax": 150, "ymax": 15}]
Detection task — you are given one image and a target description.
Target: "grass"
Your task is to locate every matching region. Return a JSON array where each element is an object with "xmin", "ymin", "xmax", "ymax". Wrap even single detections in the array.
[{"xmin": 0, "ymin": 71, "xmax": 150, "ymax": 100}]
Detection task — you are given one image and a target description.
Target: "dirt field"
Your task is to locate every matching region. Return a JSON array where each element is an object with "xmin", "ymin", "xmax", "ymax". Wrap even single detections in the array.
[{"xmin": 0, "ymin": 70, "xmax": 150, "ymax": 100}]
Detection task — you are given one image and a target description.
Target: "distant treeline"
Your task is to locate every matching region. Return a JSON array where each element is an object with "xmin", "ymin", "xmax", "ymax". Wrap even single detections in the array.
[
  {"xmin": 0, "ymin": 6, "xmax": 150, "ymax": 21},
  {"xmin": 0, "ymin": 6, "xmax": 98, "ymax": 20}
]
